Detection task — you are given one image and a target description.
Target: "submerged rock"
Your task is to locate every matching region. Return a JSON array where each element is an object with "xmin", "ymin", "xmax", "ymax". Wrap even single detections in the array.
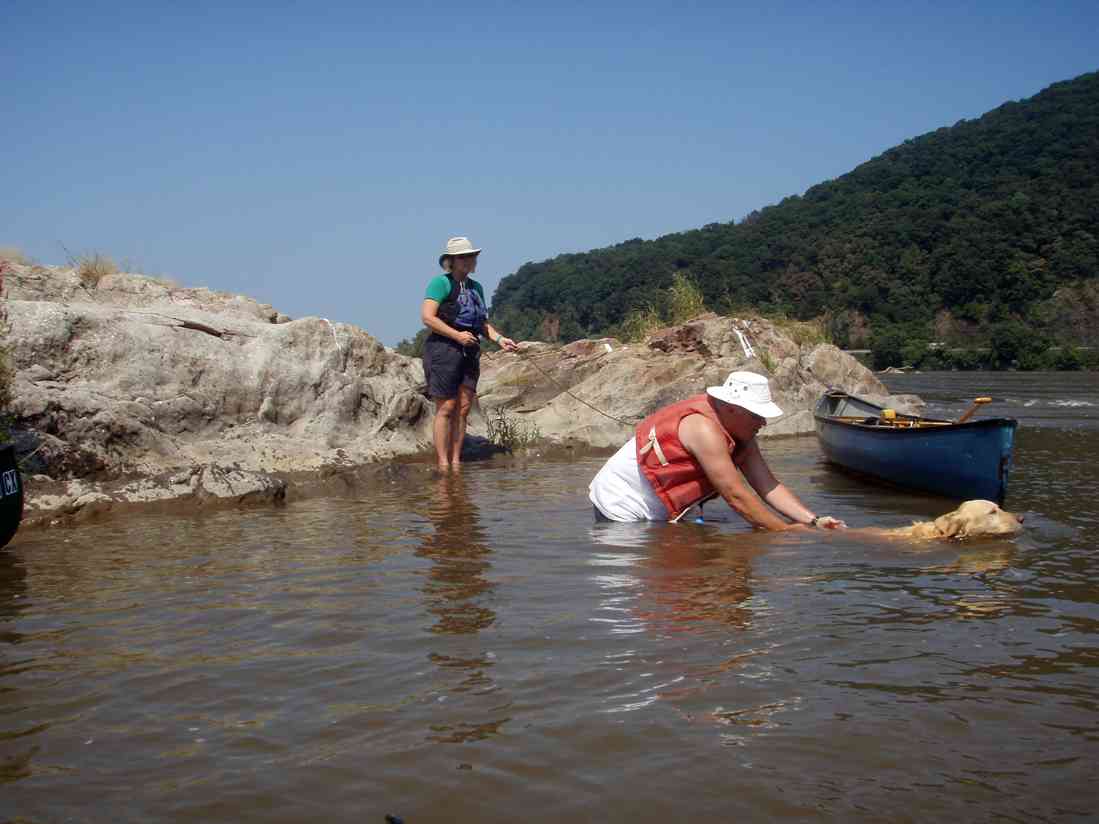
[{"xmin": 21, "ymin": 465, "xmax": 288, "ymax": 529}]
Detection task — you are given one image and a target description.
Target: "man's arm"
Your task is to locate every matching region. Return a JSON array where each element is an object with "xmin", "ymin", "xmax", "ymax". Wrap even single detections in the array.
[
  {"xmin": 737, "ymin": 440, "xmax": 847, "ymax": 529},
  {"xmin": 679, "ymin": 415, "xmax": 799, "ymax": 531}
]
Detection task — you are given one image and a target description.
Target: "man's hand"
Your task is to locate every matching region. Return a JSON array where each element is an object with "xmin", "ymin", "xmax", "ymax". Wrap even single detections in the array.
[
  {"xmin": 815, "ymin": 516, "xmax": 847, "ymax": 529},
  {"xmin": 497, "ymin": 336, "xmax": 519, "ymax": 352},
  {"xmin": 454, "ymin": 330, "xmax": 478, "ymax": 347}
]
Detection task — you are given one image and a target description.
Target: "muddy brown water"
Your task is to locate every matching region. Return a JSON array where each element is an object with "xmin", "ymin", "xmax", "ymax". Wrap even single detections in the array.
[{"xmin": 2, "ymin": 372, "xmax": 1097, "ymax": 822}]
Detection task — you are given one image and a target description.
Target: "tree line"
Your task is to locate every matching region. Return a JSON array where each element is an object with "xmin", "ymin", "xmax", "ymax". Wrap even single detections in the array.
[{"xmin": 474, "ymin": 71, "xmax": 1099, "ymax": 368}]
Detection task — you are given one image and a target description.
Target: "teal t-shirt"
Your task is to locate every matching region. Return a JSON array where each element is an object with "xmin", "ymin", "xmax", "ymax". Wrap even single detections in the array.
[
  {"xmin": 425, "ymin": 274, "xmax": 488, "ymax": 331},
  {"xmin": 425, "ymin": 274, "xmax": 484, "ymax": 304}
]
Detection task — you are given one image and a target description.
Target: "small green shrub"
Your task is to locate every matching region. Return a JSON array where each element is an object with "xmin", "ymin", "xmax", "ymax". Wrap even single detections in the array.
[
  {"xmin": 486, "ymin": 407, "xmax": 541, "ymax": 450},
  {"xmin": 615, "ymin": 306, "xmax": 664, "ymax": 342},
  {"xmin": 666, "ymin": 271, "xmax": 707, "ymax": 324}
]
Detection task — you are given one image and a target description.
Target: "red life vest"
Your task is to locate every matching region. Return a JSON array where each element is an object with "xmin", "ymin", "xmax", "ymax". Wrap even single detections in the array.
[{"xmin": 635, "ymin": 394, "xmax": 734, "ymax": 521}]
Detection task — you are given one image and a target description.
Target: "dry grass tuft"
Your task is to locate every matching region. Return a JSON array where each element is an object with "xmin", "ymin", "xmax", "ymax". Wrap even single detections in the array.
[
  {"xmin": 774, "ymin": 317, "xmax": 831, "ymax": 347},
  {"xmin": 486, "ymin": 407, "xmax": 541, "ymax": 450},
  {"xmin": 76, "ymin": 253, "xmax": 118, "ymax": 289},
  {"xmin": 749, "ymin": 312, "xmax": 832, "ymax": 347},
  {"xmin": 0, "ymin": 246, "xmax": 30, "ymax": 265}
]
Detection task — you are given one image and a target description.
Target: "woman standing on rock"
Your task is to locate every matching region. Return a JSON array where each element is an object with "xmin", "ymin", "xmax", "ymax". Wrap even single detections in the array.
[{"xmin": 421, "ymin": 237, "xmax": 520, "ymax": 471}]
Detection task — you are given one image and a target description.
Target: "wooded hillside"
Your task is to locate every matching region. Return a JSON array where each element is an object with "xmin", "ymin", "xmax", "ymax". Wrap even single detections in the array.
[{"xmin": 489, "ymin": 71, "xmax": 1099, "ymax": 361}]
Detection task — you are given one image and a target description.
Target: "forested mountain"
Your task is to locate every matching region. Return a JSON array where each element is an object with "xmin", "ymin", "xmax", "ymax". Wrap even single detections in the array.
[{"xmin": 489, "ymin": 71, "xmax": 1099, "ymax": 358}]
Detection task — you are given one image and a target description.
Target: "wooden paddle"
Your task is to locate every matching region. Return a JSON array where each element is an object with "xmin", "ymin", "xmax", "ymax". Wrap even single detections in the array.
[{"xmin": 956, "ymin": 397, "xmax": 992, "ymax": 424}]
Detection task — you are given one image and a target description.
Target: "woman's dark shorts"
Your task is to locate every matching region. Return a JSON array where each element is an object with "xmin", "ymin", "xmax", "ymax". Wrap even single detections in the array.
[{"xmin": 423, "ymin": 333, "xmax": 480, "ymax": 399}]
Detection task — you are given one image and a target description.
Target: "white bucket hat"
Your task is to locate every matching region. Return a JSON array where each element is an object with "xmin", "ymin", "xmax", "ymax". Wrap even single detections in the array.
[
  {"xmin": 707, "ymin": 371, "xmax": 784, "ymax": 419},
  {"xmin": 439, "ymin": 236, "xmax": 481, "ymax": 269}
]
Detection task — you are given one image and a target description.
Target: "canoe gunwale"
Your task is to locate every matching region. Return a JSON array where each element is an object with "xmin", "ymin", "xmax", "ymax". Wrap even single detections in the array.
[{"xmin": 813, "ymin": 391, "xmax": 1016, "ymax": 434}]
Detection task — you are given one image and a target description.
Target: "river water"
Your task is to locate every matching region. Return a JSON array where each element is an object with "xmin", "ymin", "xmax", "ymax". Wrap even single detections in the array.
[{"xmin": 2, "ymin": 373, "xmax": 1096, "ymax": 822}]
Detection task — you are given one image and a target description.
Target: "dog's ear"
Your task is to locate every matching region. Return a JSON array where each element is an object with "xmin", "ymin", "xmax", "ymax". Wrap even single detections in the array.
[{"xmin": 934, "ymin": 512, "xmax": 967, "ymax": 539}]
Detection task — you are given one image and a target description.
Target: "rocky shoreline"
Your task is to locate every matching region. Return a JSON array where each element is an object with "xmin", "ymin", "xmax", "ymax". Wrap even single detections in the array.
[{"xmin": 2, "ymin": 264, "xmax": 919, "ymax": 530}]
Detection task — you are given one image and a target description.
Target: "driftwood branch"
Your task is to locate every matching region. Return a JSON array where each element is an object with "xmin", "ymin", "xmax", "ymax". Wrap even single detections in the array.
[{"xmin": 177, "ymin": 320, "xmax": 225, "ymax": 338}]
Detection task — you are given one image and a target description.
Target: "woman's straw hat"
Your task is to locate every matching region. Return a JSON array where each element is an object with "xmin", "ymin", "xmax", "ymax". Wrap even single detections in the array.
[{"xmin": 439, "ymin": 236, "xmax": 481, "ymax": 270}]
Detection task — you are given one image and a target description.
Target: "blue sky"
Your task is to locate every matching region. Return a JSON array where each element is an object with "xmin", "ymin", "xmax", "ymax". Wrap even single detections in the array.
[{"xmin": 4, "ymin": 1, "xmax": 1097, "ymax": 345}]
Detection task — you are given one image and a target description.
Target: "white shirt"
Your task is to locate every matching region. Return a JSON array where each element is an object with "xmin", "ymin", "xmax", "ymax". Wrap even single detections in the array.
[{"xmin": 589, "ymin": 436, "xmax": 668, "ymax": 522}]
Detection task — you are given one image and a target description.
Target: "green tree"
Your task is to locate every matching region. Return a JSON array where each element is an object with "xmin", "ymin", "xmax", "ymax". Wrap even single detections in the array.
[
  {"xmin": 870, "ymin": 326, "xmax": 907, "ymax": 370},
  {"xmin": 395, "ymin": 328, "xmax": 429, "ymax": 357},
  {"xmin": 988, "ymin": 320, "xmax": 1049, "ymax": 370}
]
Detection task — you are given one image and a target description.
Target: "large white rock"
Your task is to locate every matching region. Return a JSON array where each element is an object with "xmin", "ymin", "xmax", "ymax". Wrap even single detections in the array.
[{"xmin": 5, "ymin": 264, "xmax": 433, "ymax": 478}]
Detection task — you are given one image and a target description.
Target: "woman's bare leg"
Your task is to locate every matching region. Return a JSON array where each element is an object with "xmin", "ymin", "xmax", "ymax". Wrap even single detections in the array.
[
  {"xmin": 449, "ymin": 385, "xmax": 477, "ymax": 468},
  {"xmin": 433, "ymin": 397, "xmax": 458, "ymax": 470}
]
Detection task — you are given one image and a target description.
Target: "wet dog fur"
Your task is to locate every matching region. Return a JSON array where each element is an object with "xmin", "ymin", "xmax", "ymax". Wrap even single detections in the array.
[{"xmin": 874, "ymin": 499, "xmax": 1024, "ymax": 541}]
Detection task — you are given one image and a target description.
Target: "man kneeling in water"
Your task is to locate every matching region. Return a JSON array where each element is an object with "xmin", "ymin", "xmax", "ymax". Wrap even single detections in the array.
[{"xmin": 589, "ymin": 371, "xmax": 846, "ymax": 531}]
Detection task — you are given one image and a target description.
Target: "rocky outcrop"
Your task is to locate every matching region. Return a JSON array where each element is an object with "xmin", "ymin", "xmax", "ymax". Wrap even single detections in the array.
[
  {"xmin": 476, "ymin": 313, "xmax": 921, "ymax": 447},
  {"xmin": 2, "ymin": 265, "xmax": 921, "ymax": 528},
  {"xmin": 4, "ymin": 263, "xmax": 433, "ymax": 524}
]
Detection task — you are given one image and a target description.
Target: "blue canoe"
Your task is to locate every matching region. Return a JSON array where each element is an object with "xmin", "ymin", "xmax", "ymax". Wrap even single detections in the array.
[{"xmin": 813, "ymin": 391, "xmax": 1018, "ymax": 503}]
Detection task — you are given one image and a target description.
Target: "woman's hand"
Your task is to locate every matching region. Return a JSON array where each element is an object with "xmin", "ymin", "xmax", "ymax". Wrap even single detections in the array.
[
  {"xmin": 815, "ymin": 516, "xmax": 847, "ymax": 529},
  {"xmin": 497, "ymin": 336, "xmax": 519, "ymax": 352},
  {"xmin": 454, "ymin": 330, "xmax": 478, "ymax": 347}
]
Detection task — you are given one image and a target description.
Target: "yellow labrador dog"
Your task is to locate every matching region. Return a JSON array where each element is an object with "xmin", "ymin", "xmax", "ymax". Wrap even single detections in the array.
[{"xmin": 878, "ymin": 499, "xmax": 1024, "ymax": 541}]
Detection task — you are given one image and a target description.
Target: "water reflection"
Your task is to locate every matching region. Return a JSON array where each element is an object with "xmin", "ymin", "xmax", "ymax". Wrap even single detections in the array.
[
  {"xmin": 416, "ymin": 473, "xmax": 509, "ymax": 744},
  {"xmin": 0, "ymin": 551, "xmax": 38, "ymax": 783},
  {"xmin": 642, "ymin": 526, "xmax": 756, "ymax": 632},
  {"xmin": 0, "ymin": 550, "xmax": 27, "ymax": 630},
  {"xmin": 590, "ymin": 522, "xmax": 758, "ymax": 633},
  {"xmin": 416, "ymin": 473, "xmax": 495, "ymax": 636}
]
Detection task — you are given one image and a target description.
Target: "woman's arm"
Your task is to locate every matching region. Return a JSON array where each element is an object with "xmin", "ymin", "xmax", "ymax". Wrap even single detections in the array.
[
  {"xmin": 421, "ymin": 300, "xmax": 477, "ymax": 346},
  {"xmin": 483, "ymin": 321, "xmax": 519, "ymax": 352}
]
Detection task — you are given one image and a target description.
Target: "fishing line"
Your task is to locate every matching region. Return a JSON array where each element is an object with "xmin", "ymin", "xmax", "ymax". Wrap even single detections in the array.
[{"xmin": 495, "ymin": 344, "xmax": 638, "ymax": 427}]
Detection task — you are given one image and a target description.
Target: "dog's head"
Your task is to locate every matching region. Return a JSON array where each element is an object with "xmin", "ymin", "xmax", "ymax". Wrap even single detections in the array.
[{"xmin": 932, "ymin": 500, "xmax": 1024, "ymax": 540}]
